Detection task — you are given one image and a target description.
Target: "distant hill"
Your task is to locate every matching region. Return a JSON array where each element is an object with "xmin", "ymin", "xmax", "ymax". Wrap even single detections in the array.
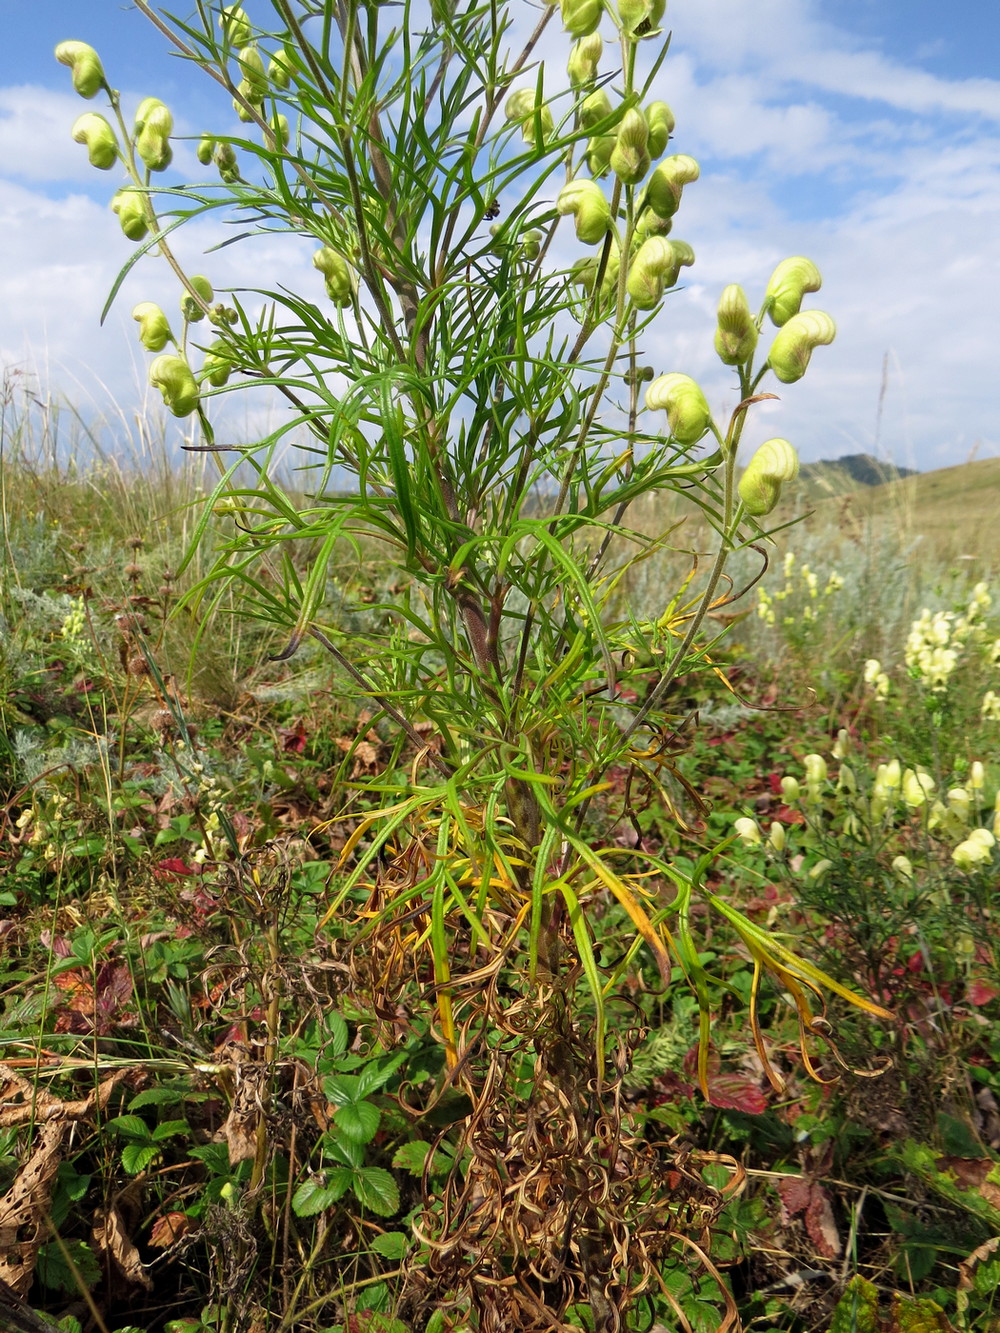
[
  {"xmin": 783, "ymin": 455, "xmax": 1000, "ymax": 564},
  {"xmin": 797, "ymin": 453, "xmax": 918, "ymax": 499}
]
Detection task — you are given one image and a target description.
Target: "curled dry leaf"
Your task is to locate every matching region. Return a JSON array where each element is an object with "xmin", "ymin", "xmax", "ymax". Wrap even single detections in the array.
[{"xmin": 92, "ymin": 1205, "xmax": 153, "ymax": 1289}]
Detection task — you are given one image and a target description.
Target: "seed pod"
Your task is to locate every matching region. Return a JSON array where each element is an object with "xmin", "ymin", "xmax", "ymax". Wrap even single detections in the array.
[
  {"xmin": 714, "ymin": 284, "xmax": 758, "ymax": 366},
  {"xmin": 645, "ymin": 154, "xmax": 700, "ymax": 218},
  {"xmin": 645, "ymin": 373, "xmax": 712, "ymax": 445},
  {"xmin": 54, "ymin": 41, "xmax": 105, "ymax": 99},
  {"xmin": 313, "ymin": 246, "xmax": 357, "ymax": 305},
  {"xmin": 132, "ymin": 302, "xmax": 172, "ymax": 352},
  {"xmin": 112, "ymin": 188, "xmax": 149, "ymax": 241},
  {"xmin": 765, "ymin": 256, "xmax": 822, "ymax": 326},
  {"xmin": 134, "ymin": 97, "xmax": 173, "ymax": 172},
  {"xmin": 610, "ymin": 108, "xmax": 650, "ymax": 185},
  {"xmin": 766, "ymin": 310, "xmax": 836, "ymax": 383},
  {"xmin": 202, "ymin": 341, "xmax": 233, "ymax": 387},
  {"xmin": 219, "ymin": 5, "xmax": 252, "ymax": 47},
  {"xmin": 617, "ymin": 0, "xmax": 666, "ymax": 34},
  {"xmin": 560, "ymin": 0, "xmax": 602, "ymax": 38},
  {"xmin": 645, "ymin": 101, "xmax": 674, "ymax": 157},
  {"xmin": 149, "ymin": 354, "xmax": 200, "ymax": 418},
  {"xmin": 197, "ymin": 134, "xmax": 216, "ymax": 165},
  {"xmin": 737, "ymin": 438, "xmax": 799, "ymax": 516},
  {"xmin": 71, "ymin": 112, "xmax": 118, "ymax": 170},
  {"xmin": 568, "ymin": 33, "xmax": 603, "ymax": 87},
  {"xmin": 214, "ymin": 142, "xmax": 239, "ymax": 182},
  {"xmin": 180, "ymin": 275, "xmax": 213, "ymax": 323},
  {"xmin": 557, "ymin": 178, "xmax": 612, "ymax": 245}
]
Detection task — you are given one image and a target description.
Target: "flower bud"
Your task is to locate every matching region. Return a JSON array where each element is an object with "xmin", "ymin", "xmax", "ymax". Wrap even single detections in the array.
[
  {"xmin": 626, "ymin": 238, "xmax": 693, "ymax": 308},
  {"xmin": 504, "ymin": 89, "xmax": 553, "ymax": 144},
  {"xmin": 568, "ymin": 33, "xmax": 603, "ymax": 87},
  {"xmin": 219, "ymin": 5, "xmax": 252, "ymax": 47},
  {"xmin": 197, "ymin": 134, "xmax": 216, "ymax": 165},
  {"xmin": 560, "ymin": 0, "xmax": 602, "ymax": 38},
  {"xmin": 953, "ymin": 828, "xmax": 996, "ymax": 870},
  {"xmin": 55, "ymin": 41, "xmax": 105, "ymax": 99},
  {"xmin": 617, "ymin": 0, "xmax": 666, "ymax": 35},
  {"xmin": 557, "ymin": 178, "xmax": 612, "ymax": 245},
  {"xmin": 880, "ymin": 760, "xmax": 902, "ymax": 790},
  {"xmin": 571, "ymin": 244, "xmax": 620, "ymax": 304},
  {"xmin": 644, "ymin": 154, "xmax": 699, "ymax": 219},
  {"xmin": 268, "ymin": 113, "xmax": 290, "ymax": 151},
  {"xmin": 766, "ymin": 310, "xmax": 836, "ymax": 384},
  {"xmin": 181, "ymin": 275, "xmax": 214, "ymax": 322},
  {"xmin": 948, "ymin": 788, "xmax": 971, "ymax": 823},
  {"xmin": 237, "ymin": 46, "xmax": 268, "ymax": 100},
  {"xmin": 626, "ymin": 237, "xmax": 671, "ymax": 309},
  {"xmin": 714, "ymin": 284, "xmax": 758, "ymax": 366},
  {"xmin": 804, "ymin": 754, "xmax": 827, "ymax": 785},
  {"xmin": 580, "ymin": 90, "xmax": 614, "ymax": 133},
  {"xmin": 634, "ymin": 207, "xmax": 672, "ymax": 240},
  {"xmin": 214, "ymin": 142, "xmax": 240, "ymax": 182},
  {"xmin": 970, "ymin": 761, "xmax": 985, "ymax": 791},
  {"xmin": 268, "ymin": 52, "xmax": 292, "ymax": 89},
  {"xmin": 610, "ymin": 108, "xmax": 650, "ymax": 185},
  {"xmin": 737, "ymin": 438, "xmax": 799, "ymax": 516},
  {"xmin": 71, "ymin": 112, "xmax": 118, "ymax": 170},
  {"xmin": 645, "ymin": 373, "xmax": 712, "ymax": 446},
  {"xmin": 734, "ymin": 816, "xmax": 762, "ymax": 846},
  {"xmin": 111, "ymin": 188, "xmax": 149, "ymax": 241},
  {"xmin": 891, "ymin": 855, "xmax": 913, "ymax": 880},
  {"xmin": 149, "ymin": 354, "xmax": 199, "ymax": 417},
  {"xmin": 838, "ymin": 763, "xmax": 857, "ymax": 793},
  {"xmin": 808, "ymin": 859, "xmax": 833, "ymax": 882},
  {"xmin": 132, "ymin": 302, "xmax": 172, "ymax": 352},
  {"xmin": 780, "ymin": 775, "xmax": 800, "ymax": 803},
  {"xmin": 313, "ymin": 246, "xmax": 356, "ymax": 305},
  {"xmin": 765, "ymin": 256, "xmax": 822, "ymax": 327},
  {"xmin": 202, "ymin": 341, "xmax": 233, "ymax": 387},
  {"xmin": 645, "ymin": 101, "xmax": 674, "ymax": 157},
  {"xmin": 769, "ymin": 822, "xmax": 786, "ymax": 853},
  {"xmin": 902, "ymin": 767, "xmax": 935, "ymax": 808},
  {"xmin": 586, "ymin": 136, "xmax": 614, "ymax": 177},
  {"xmin": 134, "ymin": 97, "xmax": 173, "ymax": 172},
  {"xmin": 518, "ymin": 228, "xmax": 542, "ymax": 261}
]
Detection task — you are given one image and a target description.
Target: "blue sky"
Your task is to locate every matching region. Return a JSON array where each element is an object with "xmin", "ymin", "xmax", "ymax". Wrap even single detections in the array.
[{"xmin": 1, "ymin": 0, "xmax": 999, "ymax": 472}]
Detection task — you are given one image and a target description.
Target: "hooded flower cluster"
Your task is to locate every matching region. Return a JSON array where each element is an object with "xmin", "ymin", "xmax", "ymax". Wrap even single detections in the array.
[{"xmin": 733, "ymin": 733, "xmax": 998, "ymax": 891}]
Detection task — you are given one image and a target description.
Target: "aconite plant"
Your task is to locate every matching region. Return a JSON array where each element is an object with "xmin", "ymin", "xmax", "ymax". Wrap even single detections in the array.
[{"xmin": 59, "ymin": 5, "xmax": 886, "ymax": 1329}]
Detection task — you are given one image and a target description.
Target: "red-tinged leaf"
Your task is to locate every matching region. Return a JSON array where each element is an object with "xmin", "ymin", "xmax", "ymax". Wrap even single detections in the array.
[
  {"xmin": 96, "ymin": 962, "xmax": 133, "ymax": 1014},
  {"xmin": 279, "ymin": 720, "xmax": 308, "ymax": 753},
  {"xmin": 682, "ymin": 1043, "xmax": 768, "ymax": 1113},
  {"xmin": 777, "ymin": 1176, "xmax": 813, "ymax": 1218},
  {"xmin": 967, "ymin": 979, "xmax": 1000, "ymax": 1006},
  {"xmin": 149, "ymin": 1212, "xmax": 195, "ymax": 1248},
  {"xmin": 804, "ymin": 1182, "xmax": 841, "ymax": 1258},
  {"xmin": 705, "ymin": 1070, "xmax": 768, "ymax": 1114},
  {"xmin": 154, "ymin": 857, "xmax": 199, "ymax": 878}
]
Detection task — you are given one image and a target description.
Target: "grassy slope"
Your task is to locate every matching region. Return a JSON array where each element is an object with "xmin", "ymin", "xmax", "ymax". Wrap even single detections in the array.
[{"xmin": 780, "ymin": 455, "xmax": 1000, "ymax": 565}]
